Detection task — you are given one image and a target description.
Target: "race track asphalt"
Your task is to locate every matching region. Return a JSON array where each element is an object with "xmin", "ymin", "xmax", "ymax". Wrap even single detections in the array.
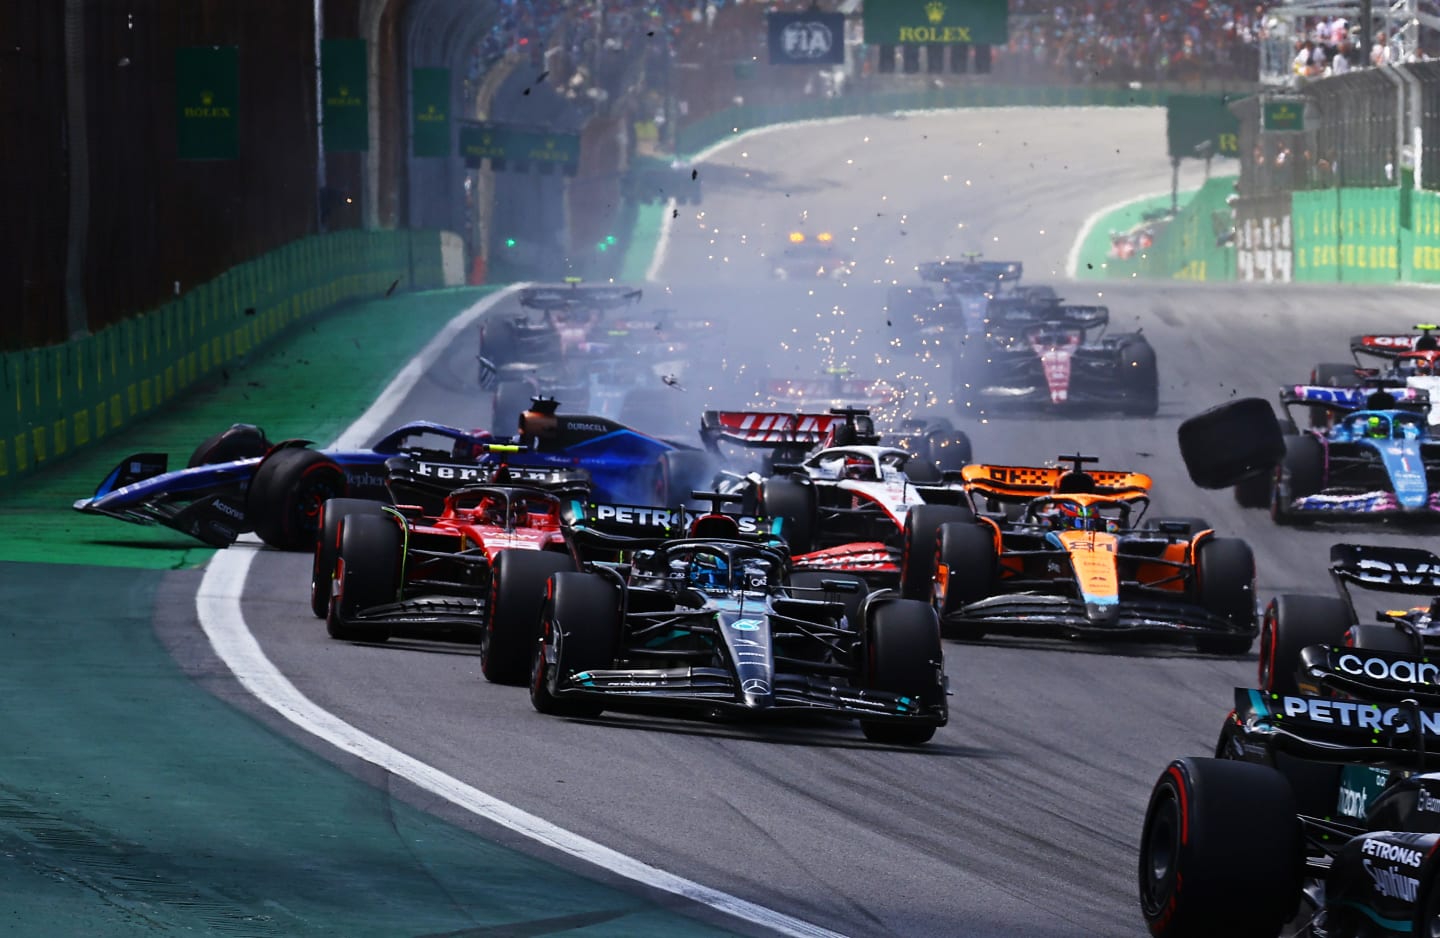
[{"xmin": 227, "ymin": 108, "xmax": 1440, "ymax": 936}]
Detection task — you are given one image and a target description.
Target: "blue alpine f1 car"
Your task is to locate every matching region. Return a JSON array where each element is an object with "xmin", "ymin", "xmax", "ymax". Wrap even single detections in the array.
[
  {"xmin": 73, "ymin": 400, "xmax": 717, "ymax": 550},
  {"xmin": 1234, "ymin": 384, "xmax": 1440, "ymax": 523}
]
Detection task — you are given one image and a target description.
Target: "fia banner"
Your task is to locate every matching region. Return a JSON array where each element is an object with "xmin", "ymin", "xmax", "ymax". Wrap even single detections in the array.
[{"xmin": 768, "ymin": 12, "xmax": 846, "ymax": 65}]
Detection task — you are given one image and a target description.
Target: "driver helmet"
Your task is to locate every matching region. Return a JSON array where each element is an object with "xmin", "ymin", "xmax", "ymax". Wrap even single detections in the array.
[
  {"xmin": 477, "ymin": 497, "xmax": 506, "ymax": 526},
  {"xmin": 1417, "ymin": 356, "xmax": 1436, "ymax": 375},
  {"xmin": 843, "ymin": 455, "xmax": 875, "ymax": 481},
  {"xmin": 1055, "ymin": 500, "xmax": 1105, "ymax": 532},
  {"xmin": 688, "ymin": 553, "xmax": 729, "ymax": 591},
  {"xmin": 1366, "ymin": 414, "xmax": 1390, "ymax": 439}
]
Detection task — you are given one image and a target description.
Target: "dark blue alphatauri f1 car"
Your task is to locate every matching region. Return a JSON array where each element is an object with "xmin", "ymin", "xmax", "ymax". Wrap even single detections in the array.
[
  {"xmin": 73, "ymin": 400, "xmax": 716, "ymax": 550},
  {"xmin": 1238, "ymin": 384, "xmax": 1440, "ymax": 524}
]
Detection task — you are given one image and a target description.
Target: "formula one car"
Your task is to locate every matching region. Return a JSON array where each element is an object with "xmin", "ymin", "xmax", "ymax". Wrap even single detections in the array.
[
  {"xmin": 74, "ymin": 400, "xmax": 716, "ymax": 550},
  {"xmin": 702, "ymin": 408, "xmax": 975, "ymax": 593},
  {"xmin": 928, "ymin": 454, "xmax": 1257, "ymax": 653},
  {"xmin": 769, "ymin": 229, "xmax": 855, "ymax": 280},
  {"xmin": 528, "ymin": 524, "xmax": 949, "ymax": 745},
  {"xmin": 1310, "ymin": 324, "xmax": 1440, "ymax": 425},
  {"xmin": 959, "ymin": 295, "xmax": 1158, "ymax": 415},
  {"xmin": 1240, "ymin": 385, "xmax": 1440, "ymax": 523},
  {"xmin": 884, "ymin": 255, "xmax": 1026, "ymax": 338}
]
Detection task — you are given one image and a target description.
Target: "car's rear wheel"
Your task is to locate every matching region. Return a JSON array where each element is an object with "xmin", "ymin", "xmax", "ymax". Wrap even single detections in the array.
[
  {"xmin": 860, "ymin": 599, "xmax": 944, "ymax": 745},
  {"xmin": 761, "ymin": 477, "xmax": 817, "ymax": 554},
  {"xmin": 483, "ymin": 550, "xmax": 576, "ymax": 685},
  {"xmin": 1272, "ymin": 434, "xmax": 1324, "ymax": 525},
  {"xmin": 248, "ymin": 447, "xmax": 348, "ymax": 551},
  {"xmin": 311, "ymin": 498, "xmax": 389, "ymax": 618},
  {"xmin": 1257, "ymin": 594, "xmax": 1354, "ymax": 697},
  {"xmin": 1232, "ymin": 469, "xmax": 1272, "ymax": 509},
  {"xmin": 530, "ymin": 572, "xmax": 618, "ymax": 717},
  {"xmin": 656, "ymin": 450, "xmax": 718, "ymax": 510},
  {"xmin": 1139, "ymin": 758, "xmax": 1302, "ymax": 938},
  {"xmin": 326, "ymin": 513, "xmax": 400, "ymax": 643},
  {"xmin": 933, "ymin": 521, "xmax": 995, "ymax": 639},
  {"xmin": 188, "ymin": 424, "xmax": 270, "ymax": 467},
  {"xmin": 900, "ymin": 504, "xmax": 976, "ymax": 601},
  {"xmin": 1193, "ymin": 537, "xmax": 1256, "ymax": 655}
]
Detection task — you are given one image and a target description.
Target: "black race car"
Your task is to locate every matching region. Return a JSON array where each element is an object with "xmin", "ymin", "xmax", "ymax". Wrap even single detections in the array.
[
  {"xmin": 959, "ymin": 295, "xmax": 1157, "ymax": 415},
  {"xmin": 527, "ymin": 504, "xmax": 948, "ymax": 745},
  {"xmin": 885, "ymin": 256, "xmax": 1026, "ymax": 338}
]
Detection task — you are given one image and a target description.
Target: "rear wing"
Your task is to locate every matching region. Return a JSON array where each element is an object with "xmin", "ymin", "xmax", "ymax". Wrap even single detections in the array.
[
  {"xmin": 917, "ymin": 260, "xmax": 1021, "ymax": 284},
  {"xmin": 987, "ymin": 299, "xmax": 1109, "ymax": 331},
  {"xmin": 960, "ymin": 463, "xmax": 1152, "ymax": 500},
  {"xmin": 1350, "ymin": 327, "xmax": 1439, "ymax": 359},
  {"xmin": 564, "ymin": 499, "xmax": 781, "ymax": 549},
  {"xmin": 1280, "ymin": 384, "xmax": 1430, "ymax": 414},
  {"xmin": 699, "ymin": 411, "xmax": 874, "ymax": 450},
  {"xmin": 518, "ymin": 285, "xmax": 643, "ymax": 313},
  {"xmin": 1330, "ymin": 543, "xmax": 1440, "ymax": 595},
  {"xmin": 1232, "ymin": 686, "xmax": 1440, "ymax": 770}
]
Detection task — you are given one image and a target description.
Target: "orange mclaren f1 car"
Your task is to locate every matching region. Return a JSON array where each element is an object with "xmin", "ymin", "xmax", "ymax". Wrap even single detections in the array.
[{"xmin": 920, "ymin": 454, "xmax": 1258, "ymax": 653}]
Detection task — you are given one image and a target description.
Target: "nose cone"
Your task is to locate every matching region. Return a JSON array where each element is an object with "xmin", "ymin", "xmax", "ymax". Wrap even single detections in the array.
[
  {"xmin": 739, "ymin": 677, "xmax": 774, "ymax": 709},
  {"xmin": 1085, "ymin": 601, "xmax": 1119, "ymax": 624}
]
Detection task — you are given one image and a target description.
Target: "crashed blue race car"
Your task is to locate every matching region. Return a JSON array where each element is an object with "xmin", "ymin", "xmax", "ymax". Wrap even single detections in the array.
[
  {"xmin": 1234, "ymin": 384, "xmax": 1440, "ymax": 523},
  {"xmin": 73, "ymin": 400, "xmax": 717, "ymax": 550}
]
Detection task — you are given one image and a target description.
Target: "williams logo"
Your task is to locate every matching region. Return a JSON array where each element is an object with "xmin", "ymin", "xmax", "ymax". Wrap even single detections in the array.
[{"xmin": 184, "ymin": 89, "xmax": 231, "ymax": 119}]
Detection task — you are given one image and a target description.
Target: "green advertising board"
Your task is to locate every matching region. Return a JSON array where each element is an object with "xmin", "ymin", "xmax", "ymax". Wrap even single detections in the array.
[
  {"xmin": 460, "ymin": 122, "xmax": 581, "ymax": 175},
  {"xmin": 1166, "ymin": 93, "xmax": 1242, "ymax": 161},
  {"xmin": 176, "ymin": 46, "xmax": 239, "ymax": 161},
  {"xmin": 862, "ymin": 0, "xmax": 1008, "ymax": 46},
  {"xmin": 322, "ymin": 39, "xmax": 368, "ymax": 152},
  {"xmin": 1263, "ymin": 99, "xmax": 1305, "ymax": 132},
  {"xmin": 411, "ymin": 67, "xmax": 450, "ymax": 158}
]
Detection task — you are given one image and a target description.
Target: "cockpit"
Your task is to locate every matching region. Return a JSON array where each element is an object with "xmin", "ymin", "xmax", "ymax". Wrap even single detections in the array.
[
  {"xmin": 1340, "ymin": 411, "xmax": 1425, "ymax": 441},
  {"xmin": 634, "ymin": 544, "xmax": 783, "ymax": 595},
  {"xmin": 809, "ymin": 447, "xmax": 910, "ymax": 482},
  {"xmin": 1393, "ymin": 352, "xmax": 1440, "ymax": 377},
  {"xmin": 456, "ymin": 489, "xmax": 561, "ymax": 530}
]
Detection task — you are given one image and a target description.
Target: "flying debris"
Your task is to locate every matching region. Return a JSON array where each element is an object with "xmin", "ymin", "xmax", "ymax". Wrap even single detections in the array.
[{"xmin": 662, "ymin": 374, "xmax": 685, "ymax": 391}]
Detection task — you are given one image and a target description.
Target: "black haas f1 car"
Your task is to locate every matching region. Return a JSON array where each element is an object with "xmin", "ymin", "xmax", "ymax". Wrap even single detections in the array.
[
  {"xmin": 528, "ymin": 494, "xmax": 948, "ymax": 745},
  {"xmin": 1311, "ymin": 324, "xmax": 1440, "ymax": 426},
  {"xmin": 1141, "ymin": 547, "xmax": 1440, "ymax": 938},
  {"xmin": 478, "ymin": 281, "xmax": 643, "ymax": 423},
  {"xmin": 927, "ymin": 454, "xmax": 1257, "ymax": 652},
  {"xmin": 700, "ymin": 407, "xmax": 974, "ymax": 594},
  {"xmin": 884, "ymin": 256, "xmax": 1028, "ymax": 338},
  {"xmin": 960, "ymin": 295, "xmax": 1158, "ymax": 416}
]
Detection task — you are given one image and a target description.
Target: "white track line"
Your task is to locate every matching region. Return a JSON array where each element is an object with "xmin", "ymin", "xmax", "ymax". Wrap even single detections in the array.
[
  {"xmin": 195, "ymin": 285, "xmax": 845, "ymax": 938},
  {"xmin": 1064, "ymin": 188, "xmax": 1188, "ymax": 280}
]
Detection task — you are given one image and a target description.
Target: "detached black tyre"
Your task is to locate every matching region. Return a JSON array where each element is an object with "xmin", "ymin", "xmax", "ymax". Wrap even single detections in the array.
[
  {"xmin": 900, "ymin": 504, "xmax": 976, "ymax": 600},
  {"xmin": 1139, "ymin": 758, "xmax": 1302, "ymax": 938},
  {"xmin": 531, "ymin": 572, "xmax": 619, "ymax": 717},
  {"xmin": 1193, "ymin": 537, "xmax": 1256, "ymax": 655},
  {"xmin": 248, "ymin": 447, "xmax": 347, "ymax": 551},
  {"xmin": 761, "ymin": 477, "xmax": 817, "ymax": 554},
  {"xmin": 327, "ymin": 513, "xmax": 401, "ymax": 643},
  {"xmin": 860, "ymin": 599, "xmax": 944, "ymax": 745},
  {"xmin": 1120, "ymin": 340, "xmax": 1159, "ymax": 416},
  {"xmin": 188, "ymin": 424, "xmax": 270, "ymax": 467},
  {"xmin": 483, "ymin": 550, "xmax": 576, "ymax": 685},
  {"xmin": 1257, "ymin": 594, "xmax": 1354, "ymax": 697},
  {"xmin": 311, "ymin": 498, "xmax": 389, "ymax": 618},
  {"xmin": 933, "ymin": 521, "xmax": 995, "ymax": 638},
  {"xmin": 1232, "ymin": 469, "xmax": 1272, "ymax": 509}
]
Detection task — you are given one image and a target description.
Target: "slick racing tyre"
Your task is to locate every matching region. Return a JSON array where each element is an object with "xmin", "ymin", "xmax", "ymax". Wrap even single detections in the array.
[
  {"xmin": 248, "ymin": 447, "xmax": 347, "ymax": 551},
  {"xmin": 900, "ymin": 504, "xmax": 976, "ymax": 601},
  {"xmin": 1177, "ymin": 397, "xmax": 1284, "ymax": 490},
  {"xmin": 483, "ymin": 550, "xmax": 576, "ymax": 685},
  {"xmin": 326, "ymin": 513, "xmax": 401, "ymax": 643},
  {"xmin": 760, "ymin": 477, "xmax": 817, "ymax": 555},
  {"xmin": 1257, "ymin": 594, "xmax": 1354, "ymax": 697},
  {"xmin": 531, "ymin": 572, "xmax": 618, "ymax": 717},
  {"xmin": 1272, "ymin": 434, "xmax": 1324, "ymax": 526},
  {"xmin": 1232, "ymin": 469, "xmax": 1273, "ymax": 509},
  {"xmin": 311, "ymin": 498, "xmax": 390, "ymax": 618},
  {"xmin": 1193, "ymin": 537, "xmax": 1256, "ymax": 655},
  {"xmin": 1120, "ymin": 340, "xmax": 1159, "ymax": 416},
  {"xmin": 787, "ymin": 572, "xmax": 868, "ymax": 630},
  {"xmin": 933, "ymin": 521, "xmax": 995, "ymax": 639},
  {"xmin": 1139, "ymin": 758, "xmax": 1301, "ymax": 938},
  {"xmin": 860, "ymin": 599, "xmax": 944, "ymax": 746},
  {"xmin": 187, "ymin": 424, "xmax": 270, "ymax": 468},
  {"xmin": 656, "ymin": 450, "xmax": 718, "ymax": 510}
]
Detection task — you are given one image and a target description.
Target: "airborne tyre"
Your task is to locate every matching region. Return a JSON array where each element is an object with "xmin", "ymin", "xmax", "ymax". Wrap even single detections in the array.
[
  {"xmin": 1257, "ymin": 593, "xmax": 1354, "ymax": 697},
  {"xmin": 860, "ymin": 599, "xmax": 944, "ymax": 745},
  {"xmin": 1193, "ymin": 537, "xmax": 1256, "ymax": 655},
  {"xmin": 1138, "ymin": 758, "xmax": 1302, "ymax": 938},
  {"xmin": 1120, "ymin": 341, "xmax": 1159, "ymax": 416},
  {"xmin": 760, "ymin": 477, "xmax": 817, "ymax": 554},
  {"xmin": 1177, "ymin": 397, "xmax": 1285, "ymax": 490},
  {"xmin": 326, "ymin": 513, "xmax": 401, "ymax": 643},
  {"xmin": 248, "ymin": 447, "xmax": 347, "ymax": 551},
  {"xmin": 188, "ymin": 424, "xmax": 270, "ymax": 468},
  {"xmin": 530, "ymin": 572, "xmax": 619, "ymax": 717},
  {"xmin": 311, "ymin": 498, "xmax": 389, "ymax": 618},
  {"xmin": 483, "ymin": 550, "xmax": 577, "ymax": 685},
  {"xmin": 900, "ymin": 504, "xmax": 976, "ymax": 601},
  {"xmin": 933, "ymin": 521, "xmax": 995, "ymax": 638}
]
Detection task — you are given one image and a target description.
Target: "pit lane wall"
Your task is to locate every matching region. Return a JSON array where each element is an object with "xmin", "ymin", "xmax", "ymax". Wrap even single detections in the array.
[{"xmin": 0, "ymin": 229, "xmax": 453, "ymax": 491}]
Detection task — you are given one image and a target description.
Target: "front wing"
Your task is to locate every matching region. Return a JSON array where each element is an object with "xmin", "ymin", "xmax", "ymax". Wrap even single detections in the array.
[{"xmin": 940, "ymin": 593, "xmax": 1254, "ymax": 644}]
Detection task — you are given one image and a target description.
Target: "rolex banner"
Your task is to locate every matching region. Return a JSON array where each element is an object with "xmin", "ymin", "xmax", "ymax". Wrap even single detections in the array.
[
  {"xmin": 411, "ymin": 67, "xmax": 450, "ymax": 158},
  {"xmin": 862, "ymin": 0, "xmax": 1009, "ymax": 46},
  {"xmin": 176, "ymin": 46, "xmax": 239, "ymax": 160},
  {"xmin": 322, "ymin": 39, "xmax": 368, "ymax": 152},
  {"xmin": 768, "ymin": 12, "xmax": 846, "ymax": 65}
]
